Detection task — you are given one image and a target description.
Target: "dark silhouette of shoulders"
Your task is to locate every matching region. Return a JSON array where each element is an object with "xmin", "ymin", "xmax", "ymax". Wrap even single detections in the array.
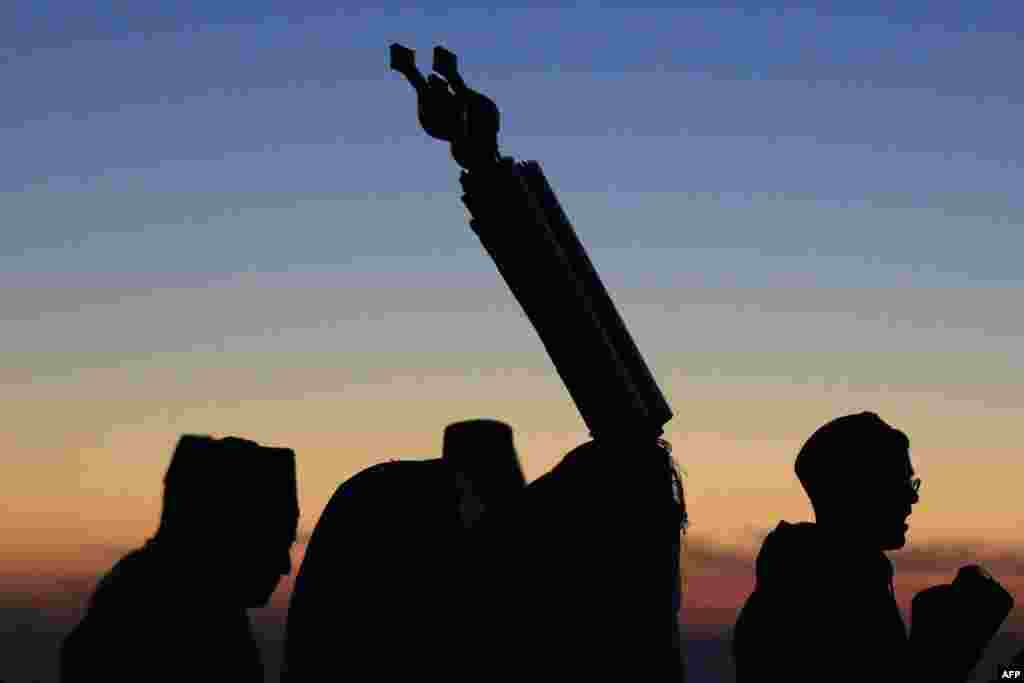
[
  {"xmin": 60, "ymin": 542, "xmax": 263, "ymax": 683},
  {"xmin": 485, "ymin": 440, "xmax": 685, "ymax": 680},
  {"xmin": 284, "ymin": 458, "xmax": 464, "ymax": 681},
  {"xmin": 60, "ymin": 435, "xmax": 298, "ymax": 683},
  {"xmin": 733, "ymin": 520, "xmax": 907, "ymax": 681}
]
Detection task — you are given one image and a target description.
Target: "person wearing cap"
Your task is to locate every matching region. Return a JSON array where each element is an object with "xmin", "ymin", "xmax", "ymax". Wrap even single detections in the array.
[
  {"xmin": 60, "ymin": 435, "xmax": 299, "ymax": 683},
  {"xmin": 730, "ymin": 412, "xmax": 920, "ymax": 681},
  {"xmin": 282, "ymin": 419, "xmax": 527, "ymax": 683}
]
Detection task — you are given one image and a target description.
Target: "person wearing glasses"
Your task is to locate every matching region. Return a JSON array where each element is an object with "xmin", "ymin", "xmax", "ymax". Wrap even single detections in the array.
[{"xmin": 731, "ymin": 412, "xmax": 920, "ymax": 682}]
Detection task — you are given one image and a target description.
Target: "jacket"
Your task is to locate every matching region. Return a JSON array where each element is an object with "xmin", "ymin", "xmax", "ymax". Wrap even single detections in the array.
[{"xmin": 732, "ymin": 521, "xmax": 908, "ymax": 682}]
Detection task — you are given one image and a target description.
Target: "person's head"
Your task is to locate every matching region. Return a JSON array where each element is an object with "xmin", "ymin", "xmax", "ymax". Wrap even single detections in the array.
[
  {"xmin": 155, "ymin": 435, "xmax": 299, "ymax": 606},
  {"xmin": 443, "ymin": 419, "xmax": 526, "ymax": 518},
  {"xmin": 795, "ymin": 412, "xmax": 919, "ymax": 551}
]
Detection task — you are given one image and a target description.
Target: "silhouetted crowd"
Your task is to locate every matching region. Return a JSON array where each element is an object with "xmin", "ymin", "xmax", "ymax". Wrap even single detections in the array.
[
  {"xmin": 55, "ymin": 41, "xmax": 1022, "ymax": 683},
  {"xmin": 59, "ymin": 413, "xmax": 1019, "ymax": 682}
]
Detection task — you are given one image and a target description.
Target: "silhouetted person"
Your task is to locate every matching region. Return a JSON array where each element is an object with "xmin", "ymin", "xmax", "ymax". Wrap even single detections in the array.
[
  {"xmin": 475, "ymin": 437, "xmax": 687, "ymax": 681},
  {"xmin": 732, "ymin": 412, "xmax": 918, "ymax": 682},
  {"xmin": 60, "ymin": 435, "xmax": 299, "ymax": 683},
  {"xmin": 282, "ymin": 419, "xmax": 527, "ymax": 683}
]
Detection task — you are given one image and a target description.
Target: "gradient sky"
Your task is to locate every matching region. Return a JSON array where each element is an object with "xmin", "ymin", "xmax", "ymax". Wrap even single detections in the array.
[{"xmin": 3, "ymin": 2, "xmax": 1023, "ymax": 681}]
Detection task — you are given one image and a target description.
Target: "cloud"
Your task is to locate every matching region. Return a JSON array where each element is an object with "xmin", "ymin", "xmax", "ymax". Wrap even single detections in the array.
[
  {"xmin": 891, "ymin": 541, "xmax": 1024, "ymax": 578},
  {"xmin": 684, "ymin": 531, "xmax": 1024, "ymax": 579},
  {"xmin": 684, "ymin": 534, "xmax": 756, "ymax": 575}
]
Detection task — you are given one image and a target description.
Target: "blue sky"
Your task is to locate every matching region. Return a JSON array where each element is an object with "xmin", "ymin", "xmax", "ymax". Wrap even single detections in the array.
[{"xmin": 4, "ymin": 4, "xmax": 1022, "ymax": 282}]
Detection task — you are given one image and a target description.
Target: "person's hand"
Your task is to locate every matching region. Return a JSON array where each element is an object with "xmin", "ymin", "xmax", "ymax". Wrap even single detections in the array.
[{"xmin": 911, "ymin": 567, "xmax": 1014, "ymax": 681}]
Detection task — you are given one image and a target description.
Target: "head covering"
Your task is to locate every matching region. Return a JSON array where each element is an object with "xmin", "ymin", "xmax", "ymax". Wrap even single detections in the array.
[
  {"xmin": 443, "ymin": 419, "xmax": 514, "ymax": 462},
  {"xmin": 442, "ymin": 419, "xmax": 525, "ymax": 502},
  {"xmin": 794, "ymin": 412, "xmax": 909, "ymax": 502},
  {"xmin": 157, "ymin": 434, "xmax": 298, "ymax": 542}
]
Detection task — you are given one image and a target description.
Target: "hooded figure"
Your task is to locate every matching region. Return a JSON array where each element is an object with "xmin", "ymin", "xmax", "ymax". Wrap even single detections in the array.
[
  {"xmin": 732, "ymin": 521, "xmax": 908, "ymax": 679},
  {"xmin": 732, "ymin": 412, "xmax": 918, "ymax": 682},
  {"xmin": 283, "ymin": 419, "xmax": 527, "ymax": 683},
  {"xmin": 60, "ymin": 435, "xmax": 299, "ymax": 683}
]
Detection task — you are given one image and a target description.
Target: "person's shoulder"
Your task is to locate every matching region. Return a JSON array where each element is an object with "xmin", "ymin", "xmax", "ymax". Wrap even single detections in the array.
[
  {"xmin": 69, "ymin": 545, "xmax": 178, "ymax": 644},
  {"xmin": 89, "ymin": 547, "xmax": 158, "ymax": 607},
  {"xmin": 313, "ymin": 459, "xmax": 448, "ymax": 530},
  {"xmin": 751, "ymin": 522, "xmax": 826, "ymax": 587},
  {"xmin": 331, "ymin": 459, "xmax": 444, "ymax": 498},
  {"xmin": 530, "ymin": 440, "xmax": 668, "ymax": 501}
]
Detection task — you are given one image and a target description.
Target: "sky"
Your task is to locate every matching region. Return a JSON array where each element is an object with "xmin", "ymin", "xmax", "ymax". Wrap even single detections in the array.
[{"xmin": 2, "ymin": 2, "xmax": 1023, "ymax": 681}]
